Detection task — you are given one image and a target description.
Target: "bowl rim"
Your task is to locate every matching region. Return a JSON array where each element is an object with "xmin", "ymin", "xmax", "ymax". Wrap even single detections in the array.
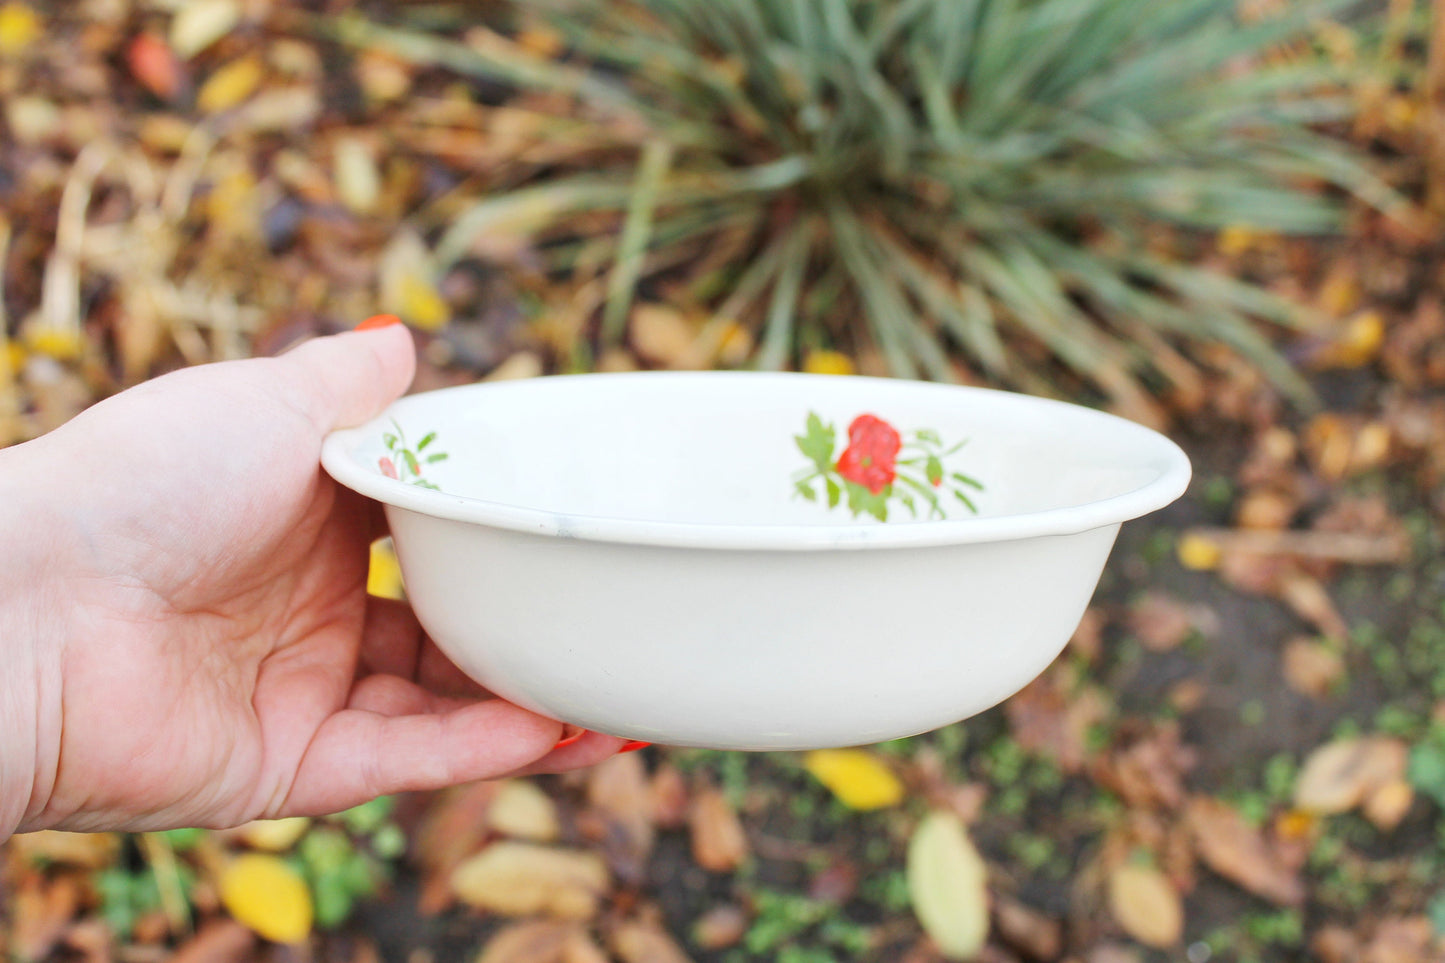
[{"xmin": 321, "ymin": 371, "xmax": 1192, "ymax": 551}]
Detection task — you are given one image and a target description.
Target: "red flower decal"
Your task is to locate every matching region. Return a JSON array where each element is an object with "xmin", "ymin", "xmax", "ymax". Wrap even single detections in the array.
[
  {"xmin": 379, "ymin": 456, "xmax": 399, "ymax": 479},
  {"xmin": 834, "ymin": 414, "xmax": 901, "ymax": 495}
]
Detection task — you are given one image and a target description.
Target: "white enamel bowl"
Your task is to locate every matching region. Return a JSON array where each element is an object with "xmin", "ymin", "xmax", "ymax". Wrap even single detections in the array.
[{"xmin": 322, "ymin": 372, "xmax": 1190, "ymax": 750}]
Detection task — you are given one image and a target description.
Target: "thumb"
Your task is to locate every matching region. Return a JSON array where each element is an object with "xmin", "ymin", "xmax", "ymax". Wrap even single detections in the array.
[{"xmin": 282, "ymin": 317, "xmax": 417, "ymax": 432}]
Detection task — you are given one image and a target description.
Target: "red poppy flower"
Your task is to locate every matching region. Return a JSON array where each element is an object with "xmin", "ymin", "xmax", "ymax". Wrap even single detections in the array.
[
  {"xmin": 834, "ymin": 414, "xmax": 901, "ymax": 495},
  {"xmin": 379, "ymin": 457, "xmax": 399, "ymax": 479}
]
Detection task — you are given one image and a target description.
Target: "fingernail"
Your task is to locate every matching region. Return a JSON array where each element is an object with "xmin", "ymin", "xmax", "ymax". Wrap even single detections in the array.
[
  {"xmin": 356, "ymin": 314, "xmax": 402, "ymax": 331},
  {"xmin": 553, "ymin": 726, "xmax": 587, "ymax": 750},
  {"xmin": 617, "ymin": 740, "xmax": 651, "ymax": 754}
]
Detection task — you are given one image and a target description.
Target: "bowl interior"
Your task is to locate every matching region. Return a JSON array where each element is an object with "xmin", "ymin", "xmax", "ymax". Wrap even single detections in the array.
[{"xmin": 327, "ymin": 373, "xmax": 1188, "ymax": 537}]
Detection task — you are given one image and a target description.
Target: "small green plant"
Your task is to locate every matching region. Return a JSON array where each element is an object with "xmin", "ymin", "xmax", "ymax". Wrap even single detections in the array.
[{"xmin": 335, "ymin": 0, "xmax": 1392, "ymax": 403}]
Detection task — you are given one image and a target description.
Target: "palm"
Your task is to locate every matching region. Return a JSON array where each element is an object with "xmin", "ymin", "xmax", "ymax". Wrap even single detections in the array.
[{"xmin": 16, "ymin": 330, "xmax": 616, "ymax": 834}]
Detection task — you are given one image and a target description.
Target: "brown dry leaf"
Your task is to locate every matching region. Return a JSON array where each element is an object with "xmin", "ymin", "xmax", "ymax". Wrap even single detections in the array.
[
  {"xmin": 611, "ymin": 921, "xmax": 697, "ymax": 963},
  {"xmin": 1186, "ymin": 797, "xmax": 1304, "ymax": 905},
  {"xmin": 477, "ymin": 920, "xmax": 577, "ymax": 963},
  {"xmin": 1363, "ymin": 779, "xmax": 1415, "ymax": 832},
  {"xmin": 562, "ymin": 932, "xmax": 612, "ymax": 963},
  {"xmin": 1235, "ymin": 488, "xmax": 1299, "ymax": 530},
  {"xmin": 1363, "ymin": 917, "xmax": 1437, "ymax": 963},
  {"xmin": 587, "ymin": 752, "xmax": 657, "ymax": 882},
  {"xmin": 414, "ymin": 781, "xmax": 499, "ymax": 914},
  {"xmin": 8, "ymin": 831, "xmax": 119, "ymax": 868},
  {"xmin": 9, "ymin": 875, "xmax": 81, "ymax": 962},
  {"xmin": 168, "ymin": 919, "xmax": 256, "ymax": 963},
  {"xmin": 1107, "ymin": 863, "xmax": 1182, "ymax": 949},
  {"xmin": 649, "ymin": 764, "xmax": 689, "ymax": 828},
  {"xmin": 1312, "ymin": 925, "xmax": 1362, "ymax": 963},
  {"xmin": 692, "ymin": 905, "xmax": 748, "ymax": 951},
  {"xmin": 689, "ymin": 788, "xmax": 749, "ymax": 873},
  {"xmin": 630, "ymin": 304, "xmax": 699, "ymax": 367},
  {"xmin": 488, "ymin": 779, "xmax": 561, "ymax": 843},
  {"xmin": 1004, "ymin": 669, "xmax": 1109, "ymax": 774},
  {"xmin": 992, "ymin": 895, "xmax": 1061, "ymax": 961},
  {"xmin": 487, "ymin": 352, "xmax": 544, "ymax": 381},
  {"xmin": 1127, "ymin": 592, "xmax": 1218, "ymax": 652},
  {"xmin": 1293, "ymin": 736, "xmax": 1407, "ymax": 814},
  {"xmin": 1278, "ymin": 572, "xmax": 1348, "ymax": 641},
  {"xmin": 451, "ymin": 842, "xmax": 610, "ymax": 919},
  {"xmin": 1282, "ymin": 638, "xmax": 1344, "ymax": 698},
  {"xmin": 1069, "ymin": 606, "xmax": 1107, "ymax": 662},
  {"xmin": 1096, "ymin": 723, "xmax": 1196, "ymax": 810}
]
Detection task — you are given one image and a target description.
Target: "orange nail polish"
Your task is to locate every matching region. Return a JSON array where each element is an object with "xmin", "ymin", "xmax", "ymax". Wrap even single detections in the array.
[
  {"xmin": 617, "ymin": 740, "xmax": 650, "ymax": 754},
  {"xmin": 553, "ymin": 726, "xmax": 587, "ymax": 750},
  {"xmin": 356, "ymin": 314, "xmax": 402, "ymax": 331}
]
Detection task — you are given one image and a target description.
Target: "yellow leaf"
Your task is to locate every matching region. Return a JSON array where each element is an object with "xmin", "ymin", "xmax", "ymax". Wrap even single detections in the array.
[
  {"xmin": 803, "ymin": 749, "xmax": 903, "ymax": 810},
  {"xmin": 1176, "ymin": 533, "xmax": 1221, "ymax": 571},
  {"xmin": 198, "ymin": 56, "xmax": 264, "ymax": 114},
  {"xmin": 1294, "ymin": 736, "xmax": 1406, "ymax": 815},
  {"xmin": 0, "ymin": 3, "xmax": 41, "ymax": 55},
  {"xmin": 1216, "ymin": 225, "xmax": 1259, "ymax": 258},
  {"xmin": 368, "ymin": 539, "xmax": 405, "ymax": 600},
  {"xmin": 1107, "ymin": 863, "xmax": 1183, "ymax": 949},
  {"xmin": 239, "ymin": 817, "xmax": 311, "ymax": 853},
  {"xmin": 399, "ymin": 275, "xmax": 451, "ymax": 331},
  {"xmin": 22, "ymin": 325, "xmax": 82, "ymax": 360},
  {"xmin": 219, "ymin": 854, "xmax": 313, "ymax": 944},
  {"xmin": 907, "ymin": 811, "xmax": 989, "ymax": 960},
  {"xmin": 1314, "ymin": 310, "xmax": 1384, "ymax": 370},
  {"xmin": 804, "ymin": 350, "xmax": 855, "ymax": 376},
  {"xmin": 2, "ymin": 343, "xmax": 26, "ymax": 377}
]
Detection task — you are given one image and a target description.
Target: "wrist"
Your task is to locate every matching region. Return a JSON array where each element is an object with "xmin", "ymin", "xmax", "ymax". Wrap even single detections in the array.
[{"xmin": 0, "ymin": 440, "xmax": 66, "ymax": 836}]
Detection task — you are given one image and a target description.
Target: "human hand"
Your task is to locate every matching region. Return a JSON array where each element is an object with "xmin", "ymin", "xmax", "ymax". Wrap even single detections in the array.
[{"xmin": 0, "ymin": 320, "xmax": 626, "ymax": 837}]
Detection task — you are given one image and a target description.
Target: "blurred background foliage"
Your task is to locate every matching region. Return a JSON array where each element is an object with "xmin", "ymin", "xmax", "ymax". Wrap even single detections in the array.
[{"xmin": 5, "ymin": 0, "xmax": 1445, "ymax": 962}]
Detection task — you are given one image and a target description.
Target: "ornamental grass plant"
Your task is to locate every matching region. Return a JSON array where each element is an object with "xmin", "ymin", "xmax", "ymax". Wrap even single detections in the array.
[{"xmin": 336, "ymin": 0, "xmax": 1396, "ymax": 407}]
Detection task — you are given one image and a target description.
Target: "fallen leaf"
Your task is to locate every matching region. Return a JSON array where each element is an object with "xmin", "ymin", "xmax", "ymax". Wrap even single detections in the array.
[
  {"xmin": 1310, "ymin": 310, "xmax": 1386, "ymax": 370},
  {"xmin": 451, "ymin": 843, "xmax": 609, "ymax": 919},
  {"xmin": 611, "ymin": 921, "xmax": 696, "ymax": 963},
  {"xmin": 1312, "ymin": 925, "xmax": 1362, "ymax": 963},
  {"xmin": 1282, "ymin": 638, "xmax": 1344, "ymax": 698},
  {"xmin": 238, "ymin": 817, "xmax": 310, "ymax": 853},
  {"xmin": 0, "ymin": 2, "xmax": 41, "ymax": 55},
  {"xmin": 631, "ymin": 304, "xmax": 698, "ymax": 368},
  {"xmin": 1127, "ymin": 592, "xmax": 1217, "ymax": 652},
  {"xmin": 692, "ymin": 904, "xmax": 748, "ymax": 950},
  {"xmin": 1363, "ymin": 779, "xmax": 1414, "ymax": 831},
  {"xmin": 486, "ymin": 352, "xmax": 544, "ymax": 381},
  {"xmin": 649, "ymin": 764, "xmax": 689, "ymax": 828},
  {"xmin": 488, "ymin": 780, "xmax": 561, "ymax": 843},
  {"xmin": 1096, "ymin": 723, "xmax": 1196, "ymax": 810},
  {"xmin": 367, "ymin": 539, "xmax": 405, "ymax": 600},
  {"xmin": 168, "ymin": 919, "xmax": 256, "ymax": 963},
  {"xmin": 1235, "ymin": 488, "xmax": 1299, "ymax": 530},
  {"xmin": 1186, "ymin": 797, "xmax": 1303, "ymax": 905},
  {"xmin": 586, "ymin": 752, "xmax": 655, "ymax": 882},
  {"xmin": 1107, "ymin": 863, "xmax": 1183, "ymax": 949},
  {"xmin": 127, "ymin": 32, "xmax": 184, "ymax": 101},
  {"xmin": 334, "ymin": 136, "xmax": 381, "ymax": 216},
  {"xmin": 1363, "ymin": 917, "xmax": 1435, "ymax": 963},
  {"xmin": 414, "ymin": 781, "xmax": 500, "ymax": 914},
  {"xmin": 1279, "ymin": 572, "xmax": 1348, "ymax": 641},
  {"xmin": 1294, "ymin": 736, "xmax": 1407, "ymax": 814},
  {"xmin": 562, "ymin": 932, "xmax": 612, "ymax": 963},
  {"xmin": 477, "ymin": 920, "xmax": 576, "ymax": 963},
  {"xmin": 1005, "ymin": 670, "xmax": 1109, "ymax": 774},
  {"xmin": 992, "ymin": 895, "xmax": 1061, "ymax": 961},
  {"xmin": 688, "ymin": 788, "xmax": 749, "ymax": 873},
  {"xmin": 804, "ymin": 350, "xmax": 855, "ymax": 375},
  {"xmin": 170, "ymin": 0, "xmax": 240, "ymax": 59},
  {"xmin": 197, "ymin": 55, "xmax": 264, "ymax": 114},
  {"xmin": 1176, "ymin": 533, "xmax": 1222, "ymax": 571},
  {"xmin": 9, "ymin": 831, "xmax": 119, "ymax": 868},
  {"xmin": 8, "ymin": 875, "xmax": 81, "ymax": 962},
  {"xmin": 219, "ymin": 854, "xmax": 313, "ymax": 944},
  {"xmin": 907, "ymin": 811, "xmax": 989, "ymax": 961},
  {"xmin": 804, "ymin": 749, "xmax": 904, "ymax": 810}
]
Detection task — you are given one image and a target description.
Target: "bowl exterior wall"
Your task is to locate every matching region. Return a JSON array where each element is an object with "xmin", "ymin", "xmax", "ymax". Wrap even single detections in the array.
[{"xmin": 388, "ymin": 508, "xmax": 1120, "ymax": 750}]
